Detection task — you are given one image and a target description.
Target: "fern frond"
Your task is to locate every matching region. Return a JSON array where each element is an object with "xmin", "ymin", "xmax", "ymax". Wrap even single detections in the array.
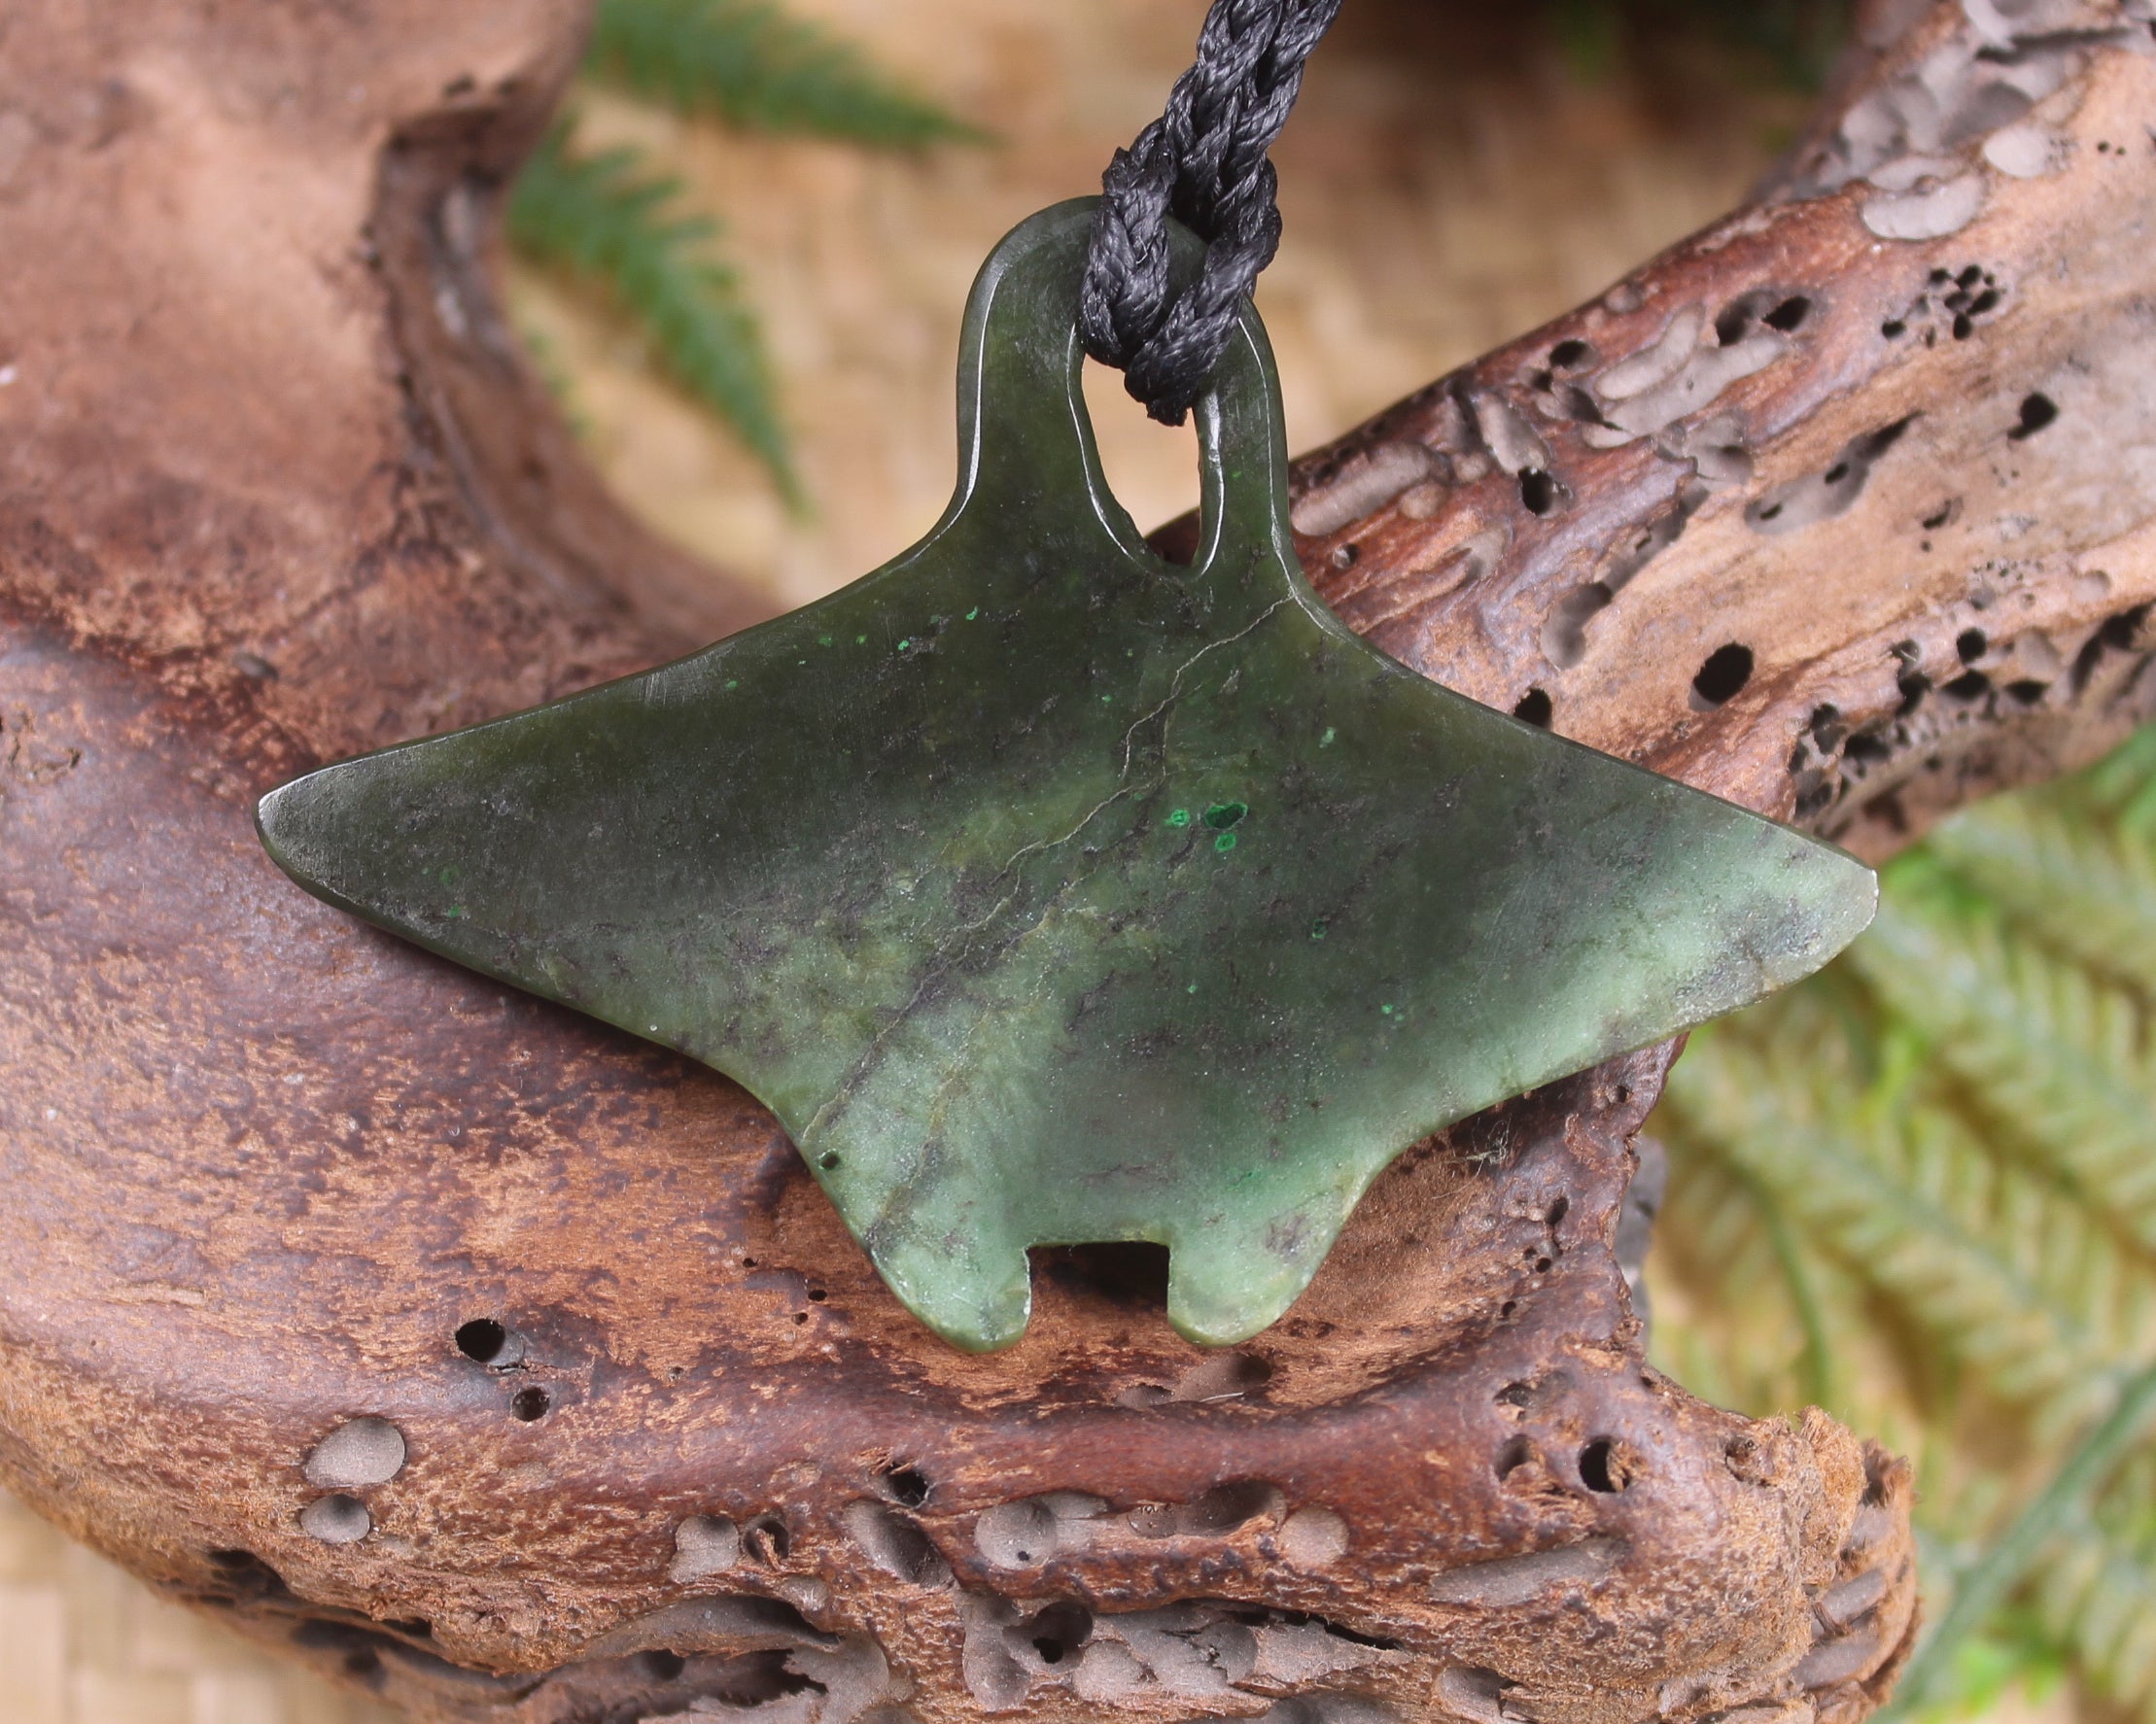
[
  {"xmin": 1925, "ymin": 796, "xmax": 2156, "ymax": 1000},
  {"xmin": 1744, "ymin": 1162, "xmax": 1840, "ymax": 1408},
  {"xmin": 1902, "ymin": 1611, "xmax": 2069, "ymax": 1724},
  {"xmin": 2064, "ymin": 723, "xmax": 2156, "ymax": 827},
  {"xmin": 2109, "ymin": 1440, "xmax": 2156, "ymax": 1542},
  {"xmin": 1895, "ymin": 1361, "xmax": 2156, "ymax": 1714},
  {"xmin": 587, "ymin": 0, "xmax": 986, "ymax": 147},
  {"xmin": 1846, "ymin": 890, "xmax": 2156, "ymax": 1258},
  {"xmin": 1659, "ymin": 724, "xmax": 2156, "ymax": 1722},
  {"xmin": 2024, "ymin": 1496, "xmax": 2156, "ymax": 1708},
  {"xmin": 1652, "ymin": 1153, "xmax": 1829, "ymax": 1411},
  {"xmin": 507, "ymin": 122, "xmax": 800, "ymax": 506},
  {"xmin": 1665, "ymin": 1022, "xmax": 2119, "ymax": 1428}
]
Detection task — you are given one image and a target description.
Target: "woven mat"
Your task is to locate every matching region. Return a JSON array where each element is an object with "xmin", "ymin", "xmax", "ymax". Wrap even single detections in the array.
[{"xmin": 6, "ymin": 3, "xmax": 1789, "ymax": 1718}]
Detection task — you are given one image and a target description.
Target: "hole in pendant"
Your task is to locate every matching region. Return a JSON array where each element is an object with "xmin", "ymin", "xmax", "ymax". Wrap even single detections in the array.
[
  {"xmin": 1081, "ymin": 358, "xmax": 1201, "ymax": 555},
  {"xmin": 1203, "ymin": 802, "xmax": 1247, "ymax": 830},
  {"xmin": 511, "ymin": 1387, "xmax": 551, "ymax": 1422}
]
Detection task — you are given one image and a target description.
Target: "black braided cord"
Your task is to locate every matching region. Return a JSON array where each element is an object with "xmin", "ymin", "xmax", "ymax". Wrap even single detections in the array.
[{"xmin": 1079, "ymin": 0, "xmax": 1344, "ymax": 426}]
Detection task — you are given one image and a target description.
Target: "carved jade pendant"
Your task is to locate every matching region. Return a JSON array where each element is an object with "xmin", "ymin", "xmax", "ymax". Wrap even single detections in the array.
[{"xmin": 259, "ymin": 200, "xmax": 1875, "ymax": 1352}]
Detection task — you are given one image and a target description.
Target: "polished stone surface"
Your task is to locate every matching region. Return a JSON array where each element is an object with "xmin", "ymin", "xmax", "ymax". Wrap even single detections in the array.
[{"xmin": 260, "ymin": 202, "xmax": 1875, "ymax": 1352}]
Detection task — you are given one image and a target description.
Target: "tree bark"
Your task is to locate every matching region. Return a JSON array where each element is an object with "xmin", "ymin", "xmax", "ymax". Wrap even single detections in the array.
[{"xmin": 6, "ymin": 1, "xmax": 2151, "ymax": 1720}]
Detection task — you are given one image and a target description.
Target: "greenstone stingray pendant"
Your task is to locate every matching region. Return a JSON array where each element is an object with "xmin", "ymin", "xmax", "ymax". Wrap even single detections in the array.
[{"xmin": 259, "ymin": 200, "xmax": 1875, "ymax": 1352}]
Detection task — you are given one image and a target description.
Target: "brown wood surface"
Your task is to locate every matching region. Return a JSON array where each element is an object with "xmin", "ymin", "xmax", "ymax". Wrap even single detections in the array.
[{"xmin": 8, "ymin": 0, "xmax": 2155, "ymax": 1719}]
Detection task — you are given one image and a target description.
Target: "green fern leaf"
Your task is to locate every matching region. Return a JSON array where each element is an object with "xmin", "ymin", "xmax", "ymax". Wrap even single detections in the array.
[
  {"xmin": 2023, "ymin": 1464, "xmax": 2156, "ymax": 1707},
  {"xmin": 587, "ymin": 0, "xmax": 986, "ymax": 147},
  {"xmin": 1846, "ymin": 889, "xmax": 2156, "ymax": 1258},
  {"xmin": 1654, "ymin": 725, "xmax": 2156, "ymax": 1721},
  {"xmin": 1900, "ymin": 1610, "xmax": 2068, "ymax": 1724},
  {"xmin": 1652, "ymin": 1152, "xmax": 1841, "ymax": 1412},
  {"xmin": 1665, "ymin": 1018, "xmax": 2120, "ymax": 1428},
  {"xmin": 1926, "ymin": 797, "xmax": 2156, "ymax": 1000},
  {"xmin": 1890, "ymin": 1361, "xmax": 2156, "ymax": 1717},
  {"xmin": 2064, "ymin": 723, "xmax": 2156, "ymax": 830},
  {"xmin": 507, "ymin": 121, "xmax": 801, "ymax": 506}
]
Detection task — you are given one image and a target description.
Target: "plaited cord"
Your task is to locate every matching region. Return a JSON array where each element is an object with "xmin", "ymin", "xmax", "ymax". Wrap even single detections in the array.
[{"xmin": 1079, "ymin": 0, "xmax": 1344, "ymax": 425}]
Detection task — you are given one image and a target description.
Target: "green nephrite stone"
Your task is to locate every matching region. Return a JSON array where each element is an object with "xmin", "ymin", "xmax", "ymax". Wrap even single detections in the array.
[{"xmin": 259, "ymin": 199, "xmax": 1876, "ymax": 1353}]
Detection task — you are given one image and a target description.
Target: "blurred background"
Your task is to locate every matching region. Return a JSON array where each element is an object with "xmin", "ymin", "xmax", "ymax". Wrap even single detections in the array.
[{"xmin": 10, "ymin": 2, "xmax": 2155, "ymax": 1720}]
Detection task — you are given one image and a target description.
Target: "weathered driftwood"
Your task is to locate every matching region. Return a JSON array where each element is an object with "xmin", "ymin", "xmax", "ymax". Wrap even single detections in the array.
[{"xmin": 8, "ymin": 0, "xmax": 2156, "ymax": 1718}]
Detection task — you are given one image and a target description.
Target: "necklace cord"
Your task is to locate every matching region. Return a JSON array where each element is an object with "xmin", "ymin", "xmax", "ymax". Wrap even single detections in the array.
[{"xmin": 1079, "ymin": 0, "xmax": 1344, "ymax": 427}]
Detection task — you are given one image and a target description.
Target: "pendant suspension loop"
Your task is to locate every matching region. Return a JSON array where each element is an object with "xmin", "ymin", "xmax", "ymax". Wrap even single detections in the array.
[{"xmin": 1079, "ymin": 0, "xmax": 1344, "ymax": 427}]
